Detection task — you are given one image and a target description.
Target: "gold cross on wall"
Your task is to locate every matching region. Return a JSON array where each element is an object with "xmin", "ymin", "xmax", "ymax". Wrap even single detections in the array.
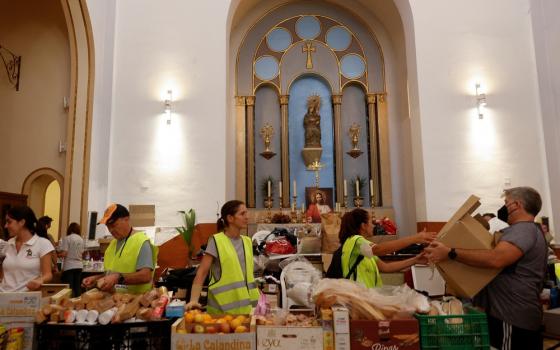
[{"xmin": 302, "ymin": 41, "xmax": 316, "ymax": 69}]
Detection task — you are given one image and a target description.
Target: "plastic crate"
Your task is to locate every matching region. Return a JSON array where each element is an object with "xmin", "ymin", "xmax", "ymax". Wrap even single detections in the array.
[
  {"xmin": 35, "ymin": 319, "xmax": 172, "ymax": 350},
  {"xmin": 415, "ymin": 307, "xmax": 490, "ymax": 350}
]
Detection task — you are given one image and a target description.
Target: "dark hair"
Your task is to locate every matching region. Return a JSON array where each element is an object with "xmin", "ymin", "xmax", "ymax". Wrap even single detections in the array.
[
  {"xmin": 217, "ymin": 200, "xmax": 245, "ymax": 232},
  {"xmin": 36, "ymin": 221, "xmax": 49, "ymax": 239},
  {"xmin": 482, "ymin": 213, "xmax": 496, "ymax": 219},
  {"xmin": 38, "ymin": 216, "xmax": 53, "ymax": 225},
  {"xmin": 6, "ymin": 206, "xmax": 38, "ymax": 234},
  {"xmin": 338, "ymin": 208, "xmax": 369, "ymax": 244},
  {"xmin": 67, "ymin": 222, "xmax": 81, "ymax": 236}
]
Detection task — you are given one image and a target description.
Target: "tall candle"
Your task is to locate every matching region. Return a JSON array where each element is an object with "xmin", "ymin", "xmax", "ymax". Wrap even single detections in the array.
[
  {"xmin": 279, "ymin": 181, "xmax": 282, "ymax": 197},
  {"xmin": 356, "ymin": 180, "xmax": 360, "ymax": 197},
  {"xmin": 302, "ymin": 203, "xmax": 305, "ymax": 213},
  {"xmin": 267, "ymin": 181, "xmax": 271, "ymax": 197},
  {"xmin": 370, "ymin": 179, "xmax": 374, "ymax": 196},
  {"xmin": 343, "ymin": 180, "xmax": 348, "ymax": 196},
  {"xmin": 293, "ymin": 180, "xmax": 297, "ymax": 195}
]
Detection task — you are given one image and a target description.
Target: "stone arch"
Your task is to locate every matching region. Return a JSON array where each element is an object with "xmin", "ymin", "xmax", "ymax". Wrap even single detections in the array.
[{"xmin": 21, "ymin": 168, "xmax": 64, "ymax": 234}]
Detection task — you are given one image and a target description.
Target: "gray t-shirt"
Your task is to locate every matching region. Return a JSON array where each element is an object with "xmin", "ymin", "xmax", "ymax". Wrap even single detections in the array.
[
  {"xmin": 475, "ymin": 222, "xmax": 547, "ymax": 330},
  {"xmin": 59, "ymin": 233, "xmax": 84, "ymax": 271},
  {"xmin": 205, "ymin": 235, "xmax": 246, "ymax": 281}
]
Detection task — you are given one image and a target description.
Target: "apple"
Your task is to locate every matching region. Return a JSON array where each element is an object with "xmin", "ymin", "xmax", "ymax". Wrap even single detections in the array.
[
  {"xmin": 206, "ymin": 326, "xmax": 217, "ymax": 334},
  {"xmin": 194, "ymin": 324, "xmax": 205, "ymax": 334},
  {"xmin": 194, "ymin": 314, "xmax": 204, "ymax": 323},
  {"xmin": 220, "ymin": 322, "xmax": 231, "ymax": 334},
  {"xmin": 234, "ymin": 325, "xmax": 248, "ymax": 333}
]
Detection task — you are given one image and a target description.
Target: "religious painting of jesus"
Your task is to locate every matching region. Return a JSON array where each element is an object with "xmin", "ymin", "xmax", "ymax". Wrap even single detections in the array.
[{"xmin": 305, "ymin": 187, "xmax": 333, "ymax": 223}]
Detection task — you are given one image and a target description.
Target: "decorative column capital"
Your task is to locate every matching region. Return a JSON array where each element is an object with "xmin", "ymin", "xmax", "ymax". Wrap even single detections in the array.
[
  {"xmin": 246, "ymin": 96, "xmax": 256, "ymax": 106},
  {"xmin": 376, "ymin": 93, "xmax": 386, "ymax": 104},
  {"xmin": 235, "ymin": 96, "xmax": 246, "ymax": 106},
  {"xmin": 279, "ymin": 95, "xmax": 290, "ymax": 105},
  {"xmin": 332, "ymin": 94, "xmax": 343, "ymax": 105},
  {"xmin": 366, "ymin": 94, "xmax": 376, "ymax": 104}
]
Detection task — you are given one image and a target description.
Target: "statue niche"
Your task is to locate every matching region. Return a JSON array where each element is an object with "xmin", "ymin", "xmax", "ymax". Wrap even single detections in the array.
[{"xmin": 301, "ymin": 95, "xmax": 323, "ymax": 167}]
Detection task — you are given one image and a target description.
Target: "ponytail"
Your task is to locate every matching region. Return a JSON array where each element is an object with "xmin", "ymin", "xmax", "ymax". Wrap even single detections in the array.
[{"xmin": 217, "ymin": 200, "xmax": 245, "ymax": 233}]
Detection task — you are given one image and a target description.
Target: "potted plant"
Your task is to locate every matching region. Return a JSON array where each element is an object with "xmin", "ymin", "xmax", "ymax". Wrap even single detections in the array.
[{"xmin": 176, "ymin": 209, "xmax": 196, "ymax": 265}]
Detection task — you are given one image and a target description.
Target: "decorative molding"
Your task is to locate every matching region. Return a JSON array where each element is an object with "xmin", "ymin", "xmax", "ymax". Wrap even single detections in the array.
[
  {"xmin": 246, "ymin": 96, "xmax": 256, "ymax": 106},
  {"xmin": 235, "ymin": 96, "xmax": 246, "ymax": 106},
  {"xmin": 366, "ymin": 93, "xmax": 376, "ymax": 104},
  {"xmin": 0, "ymin": 45, "xmax": 21, "ymax": 91},
  {"xmin": 279, "ymin": 94, "xmax": 289, "ymax": 105},
  {"xmin": 332, "ymin": 94, "xmax": 342, "ymax": 105}
]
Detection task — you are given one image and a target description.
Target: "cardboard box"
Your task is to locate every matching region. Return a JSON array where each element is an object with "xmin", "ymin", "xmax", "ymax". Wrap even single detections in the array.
[
  {"xmin": 257, "ymin": 324, "xmax": 323, "ymax": 350},
  {"xmin": 172, "ymin": 316, "xmax": 256, "ymax": 350},
  {"xmin": 334, "ymin": 333, "xmax": 350, "ymax": 350},
  {"xmin": 435, "ymin": 195, "xmax": 502, "ymax": 298},
  {"xmin": 0, "ymin": 292, "xmax": 41, "ymax": 317},
  {"xmin": 350, "ymin": 319, "xmax": 419, "ymax": 350},
  {"xmin": 331, "ymin": 306, "xmax": 349, "ymax": 334},
  {"xmin": 544, "ymin": 308, "xmax": 560, "ymax": 336}
]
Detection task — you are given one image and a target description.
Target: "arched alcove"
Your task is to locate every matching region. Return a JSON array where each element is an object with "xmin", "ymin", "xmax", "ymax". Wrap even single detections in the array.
[{"xmin": 227, "ymin": 0, "xmax": 421, "ymax": 234}]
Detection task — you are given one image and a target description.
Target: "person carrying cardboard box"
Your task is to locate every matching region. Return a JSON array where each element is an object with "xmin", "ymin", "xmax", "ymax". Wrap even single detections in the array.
[{"xmin": 425, "ymin": 187, "xmax": 547, "ymax": 350}]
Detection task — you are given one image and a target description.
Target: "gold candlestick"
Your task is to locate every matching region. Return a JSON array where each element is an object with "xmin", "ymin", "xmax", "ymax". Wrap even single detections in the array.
[
  {"xmin": 265, "ymin": 196, "xmax": 273, "ymax": 223},
  {"xmin": 291, "ymin": 195, "xmax": 298, "ymax": 223}
]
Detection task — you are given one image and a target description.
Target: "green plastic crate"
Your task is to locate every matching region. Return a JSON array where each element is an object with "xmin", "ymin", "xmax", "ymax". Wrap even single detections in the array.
[{"xmin": 415, "ymin": 307, "xmax": 490, "ymax": 350}]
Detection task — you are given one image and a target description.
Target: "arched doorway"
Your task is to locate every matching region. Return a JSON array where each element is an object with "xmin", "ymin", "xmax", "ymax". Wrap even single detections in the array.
[{"xmin": 22, "ymin": 168, "xmax": 64, "ymax": 239}]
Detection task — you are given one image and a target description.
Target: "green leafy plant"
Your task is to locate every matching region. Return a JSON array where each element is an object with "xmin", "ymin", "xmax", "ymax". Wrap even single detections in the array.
[
  {"xmin": 260, "ymin": 176, "xmax": 275, "ymax": 198},
  {"xmin": 176, "ymin": 209, "xmax": 196, "ymax": 254},
  {"xmin": 352, "ymin": 176, "xmax": 367, "ymax": 197}
]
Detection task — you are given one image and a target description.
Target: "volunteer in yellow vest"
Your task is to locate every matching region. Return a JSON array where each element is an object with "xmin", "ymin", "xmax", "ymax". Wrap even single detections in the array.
[
  {"xmin": 81, "ymin": 203, "xmax": 158, "ymax": 294},
  {"xmin": 340, "ymin": 208, "xmax": 428, "ymax": 288},
  {"xmin": 186, "ymin": 200, "xmax": 259, "ymax": 314}
]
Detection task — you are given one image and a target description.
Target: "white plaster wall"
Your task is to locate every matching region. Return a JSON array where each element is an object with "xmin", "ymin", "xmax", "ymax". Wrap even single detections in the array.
[
  {"xmin": 86, "ymin": 0, "xmax": 116, "ymax": 216},
  {"xmin": 104, "ymin": 1, "xmax": 230, "ymax": 225},
  {"xmin": 409, "ymin": 0, "xmax": 551, "ymax": 221},
  {"xmin": 530, "ymin": 0, "xmax": 560, "ymax": 236}
]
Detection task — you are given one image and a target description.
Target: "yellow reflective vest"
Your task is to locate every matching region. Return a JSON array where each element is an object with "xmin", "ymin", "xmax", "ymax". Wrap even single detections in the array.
[
  {"xmin": 207, "ymin": 232, "xmax": 259, "ymax": 314},
  {"xmin": 341, "ymin": 235, "xmax": 382, "ymax": 288},
  {"xmin": 104, "ymin": 231, "xmax": 158, "ymax": 294}
]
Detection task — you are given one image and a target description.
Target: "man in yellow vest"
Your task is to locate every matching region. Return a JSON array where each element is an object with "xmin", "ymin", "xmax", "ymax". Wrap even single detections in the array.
[{"xmin": 82, "ymin": 203, "xmax": 158, "ymax": 294}]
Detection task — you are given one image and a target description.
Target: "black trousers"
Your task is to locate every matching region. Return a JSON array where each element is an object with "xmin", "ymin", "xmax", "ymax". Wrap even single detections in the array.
[
  {"xmin": 488, "ymin": 314, "xmax": 542, "ymax": 350},
  {"xmin": 61, "ymin": 268, "xmax": 82, "ymax": 297}
]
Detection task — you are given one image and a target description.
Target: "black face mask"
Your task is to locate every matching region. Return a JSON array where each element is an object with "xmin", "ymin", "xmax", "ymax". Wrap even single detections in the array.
[{"xmin": 497, "ymin": 204, "xmax": 508, "ymax": 223}]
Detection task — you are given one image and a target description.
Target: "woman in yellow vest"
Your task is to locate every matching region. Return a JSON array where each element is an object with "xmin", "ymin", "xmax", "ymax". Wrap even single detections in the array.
[
  {"xmin": 186, "ymin": 200, "xmax": 259, "ymax": 314},
  {"xmin": 340, "ymin": 208, "xmax": 429, "ymax": 288}
]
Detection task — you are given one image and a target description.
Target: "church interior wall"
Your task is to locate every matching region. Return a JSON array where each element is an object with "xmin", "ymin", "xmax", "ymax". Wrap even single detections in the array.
[
  {"xmin": 0, "ymin": 0, "xmax": 69, "ymax": 196},
  {"xmin": 407, "ymin": 0, "xmax": 552, "ymax": 225},
  {"xmin": 82, "ymin": 0, "xmax": 556, "ymax": 235},
  {"xmin": 530, "ymin": 0, "xmax": 560, "ymax": 236}
]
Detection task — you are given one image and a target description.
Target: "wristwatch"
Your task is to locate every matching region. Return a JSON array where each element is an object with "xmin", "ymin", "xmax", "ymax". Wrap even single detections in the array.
[
  {"xmin": 448, "ymin": 248, "xmax": 457, "ymax": 260},
  {"xmin": 117, "ymin": 273, "xmax": 125, "ymax": 284}
]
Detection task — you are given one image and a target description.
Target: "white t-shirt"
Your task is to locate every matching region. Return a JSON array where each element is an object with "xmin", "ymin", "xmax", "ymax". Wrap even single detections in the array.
[
  {"xmin": 0, "ymin": 235, "xmax": 54, "ymax": 292},
  {"xmin": 59, "ymin": 233, "xmax": 84, "ymax": 271}
]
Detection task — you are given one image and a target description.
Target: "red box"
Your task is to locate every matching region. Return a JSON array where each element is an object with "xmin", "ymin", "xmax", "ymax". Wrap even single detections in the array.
[{"xmin": 350, "ymin": 318, "xmax": 419, "ymax": 350}]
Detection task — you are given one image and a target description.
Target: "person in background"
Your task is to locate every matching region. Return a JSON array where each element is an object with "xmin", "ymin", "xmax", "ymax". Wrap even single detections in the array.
[
  {"xmin": 0, "ymin": 206, "xmax": 54, "ymax": 291},
  {"xmin": 482, "ymin": 212, "xmax": 509, "ymax": 234},
  {"xmin": 59, "ymin": 222, "xmax": 85, "ymax": 297},
  {"xmin": 186, "ymin": 200, "xmax": 259, "ymax": 314},
  {"xmin": 425, "ymin": 187, "xmax": 547, "ymax": 350},
  {"xmin": 81, "ymin": 203, "xmax": 157, "ymax": 294},
  {"xmin": 36, "ymin": 217, "xmax": 59, "ymax": 273},
  {"xmin": 338, "ymin": 208, "xmax": 430, "ymax": 288}
]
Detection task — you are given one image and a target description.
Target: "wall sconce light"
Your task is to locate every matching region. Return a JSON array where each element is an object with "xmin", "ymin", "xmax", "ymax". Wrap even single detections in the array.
[
  {"xmin": 0, "ymin": 44, "xmax": 22, "ymax": 91},
  {"xmin": 164, "ymin": 89, "xmax": 172, "ymax": 124},
  {"xmin": 475, "ymin": 83, "xmax": 487, "ymax": 119}
]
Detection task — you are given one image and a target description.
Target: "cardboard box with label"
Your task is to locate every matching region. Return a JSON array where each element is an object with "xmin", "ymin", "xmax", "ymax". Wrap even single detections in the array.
[
  {"xmin": 257, "ymin": 324, "xmax": 323, "ymax": 350},
  {"xmin": 350, "ymin": 318, "xmax": 420, "ymax": 350},
  {"xmin": 172, "ymin": 316, "xmax": 256, "ymax": 350},
  {"xmin": 0, "ymin": 292, "xmax": 41, "ymax": 350},
  {"xmin": 435, "ymin": 195, "xmax": 502, "ymax": 298}
]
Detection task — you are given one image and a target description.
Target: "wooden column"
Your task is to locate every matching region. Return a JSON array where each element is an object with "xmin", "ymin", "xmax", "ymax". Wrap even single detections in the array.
[
  {"xmin": 246, "ymin": 96, "xmax": 256, "ymax": 208},
  {"xmin": 279, "ymin": 95, "xmax": 290, "ymax": 207},
  {"xmin": 332, "ymin": 94, "xmax": 344, "ymax": 203},
  {"xmin": 235, "ymin": 96, "xmax": 247, "ymax": 203},
  {"xmin": 367, "ymin": 94, "xmax": 380, "ymax": 206},
  {"xmin": 376, "ymin": 93, "xmax": 392, "ymax": 207}
]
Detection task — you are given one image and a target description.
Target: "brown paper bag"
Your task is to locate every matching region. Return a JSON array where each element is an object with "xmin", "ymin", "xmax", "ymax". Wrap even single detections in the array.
[{"xmin": 321, "ymin": 213, "xmax": 341, "ymax": 253}]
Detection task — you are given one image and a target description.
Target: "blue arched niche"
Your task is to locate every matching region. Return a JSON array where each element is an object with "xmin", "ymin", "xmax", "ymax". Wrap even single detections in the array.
[{"xmin": 288, "ymin": 75, "xmax": 335, "ymax": 203}]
